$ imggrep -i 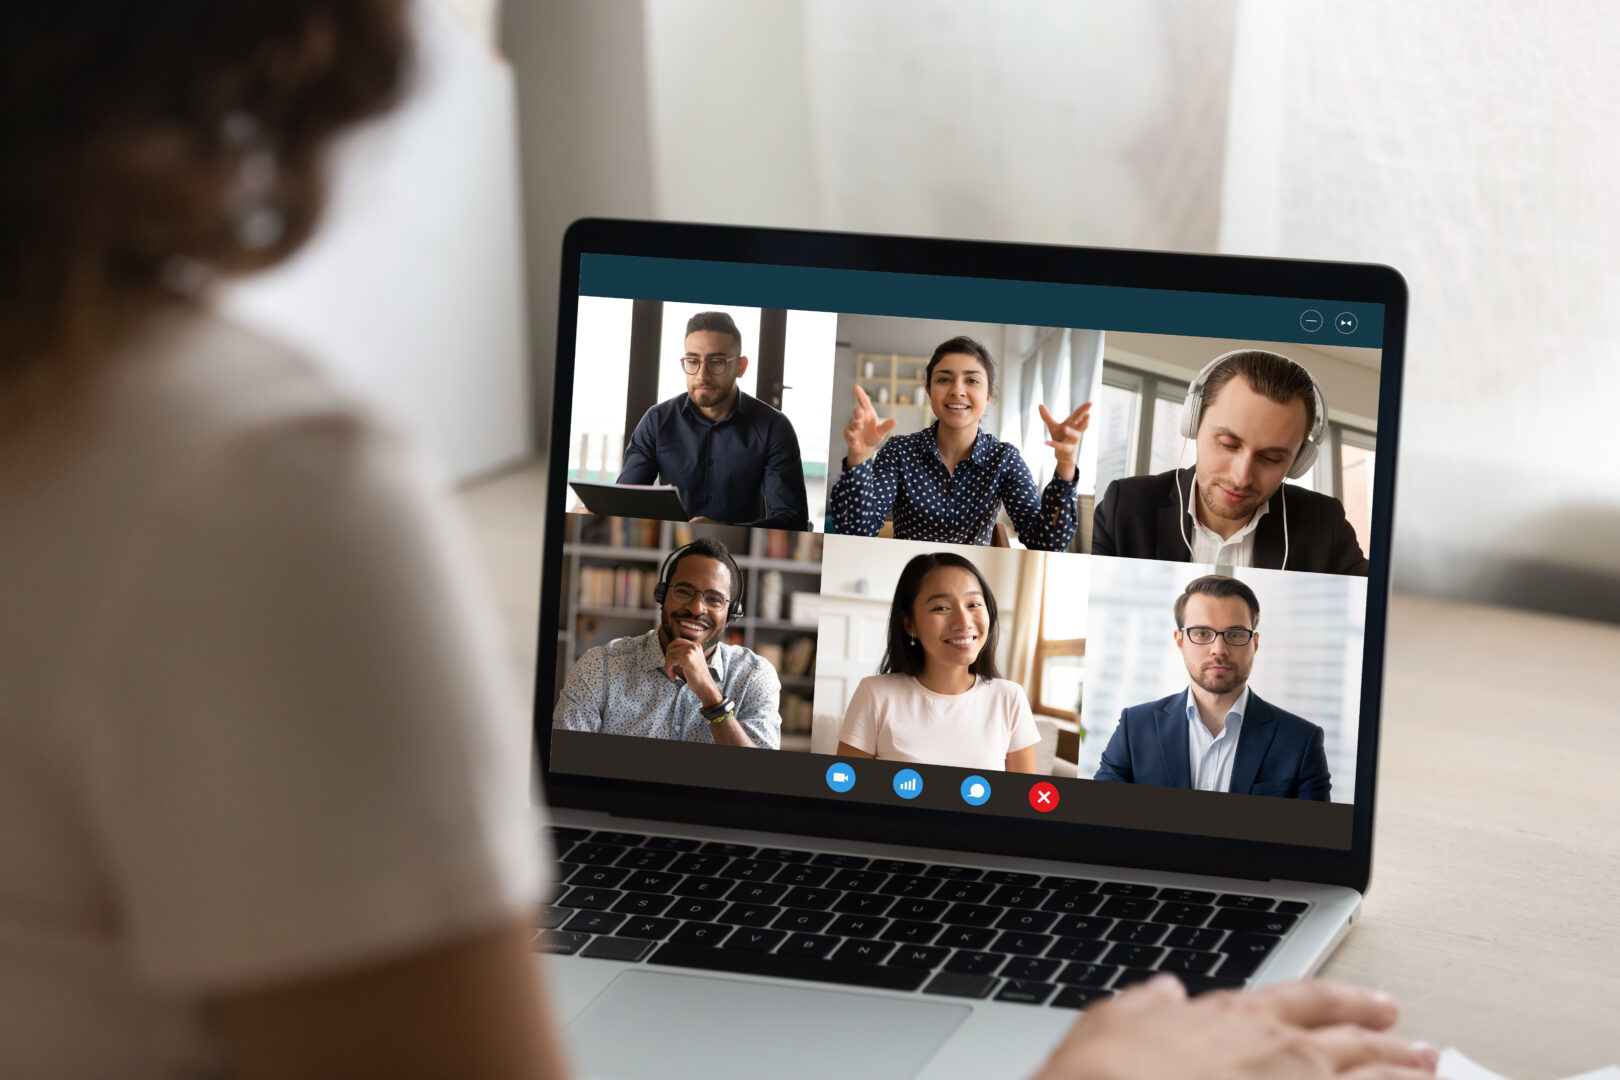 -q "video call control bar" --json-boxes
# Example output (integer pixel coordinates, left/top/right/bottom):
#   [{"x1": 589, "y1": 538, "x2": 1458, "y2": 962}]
[{"x1": 578, "y1": 254, "x2": 1386, "y2": 349}]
